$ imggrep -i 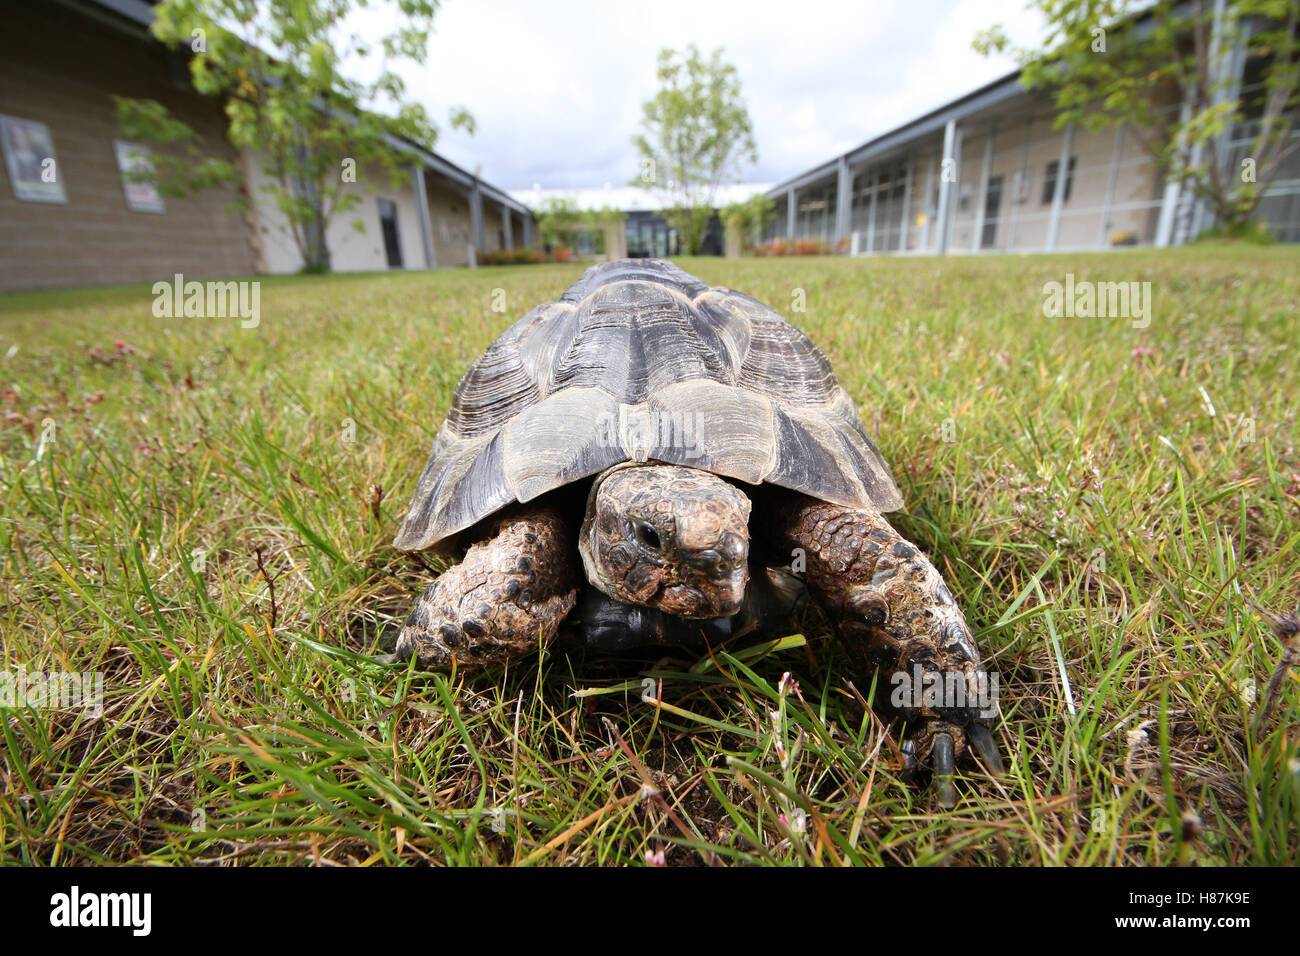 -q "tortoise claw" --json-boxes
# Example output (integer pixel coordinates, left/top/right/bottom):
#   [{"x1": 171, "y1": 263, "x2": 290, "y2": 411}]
[
  {"x1": 968, "y1": 721, "x2": 1004, "y2": 775},
  {"x1": 931, "y1": 731, "x2": 957, "y2": 809},
  {"x1": 901, "y1": 737, "x2": 918, "y2": 773},
  {"x1": 900, "y1": 717, "x2": 1002, "y2": 808}
]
